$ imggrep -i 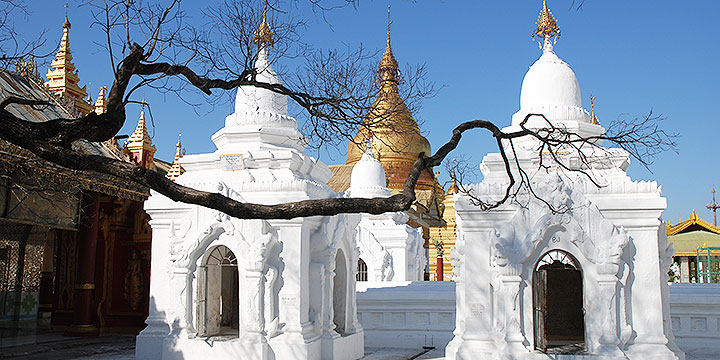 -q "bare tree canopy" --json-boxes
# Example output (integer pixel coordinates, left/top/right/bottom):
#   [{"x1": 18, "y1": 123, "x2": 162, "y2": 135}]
[{"x1": 0, "y1": 0, "x2": 676, "y2": 220}]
